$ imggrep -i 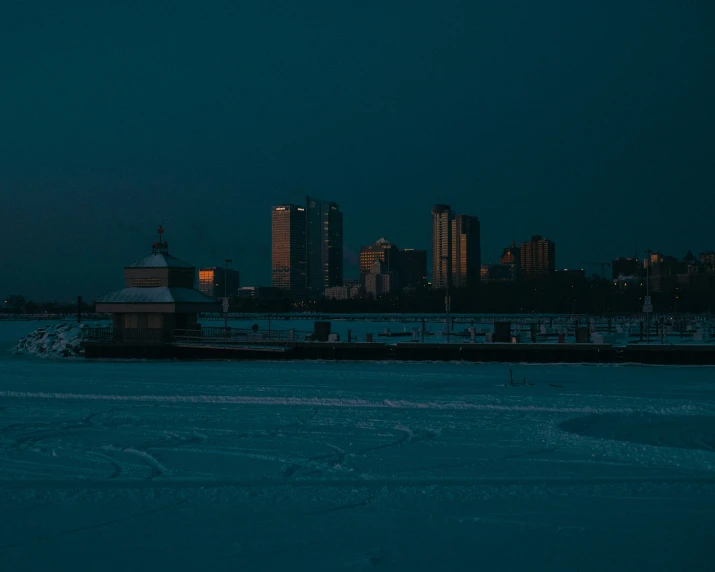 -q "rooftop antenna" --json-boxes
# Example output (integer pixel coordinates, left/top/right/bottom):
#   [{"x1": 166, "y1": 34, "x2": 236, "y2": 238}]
[{"x1": 153, "y1": 225, "x2": 168, "y2": 254}]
